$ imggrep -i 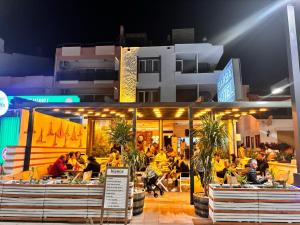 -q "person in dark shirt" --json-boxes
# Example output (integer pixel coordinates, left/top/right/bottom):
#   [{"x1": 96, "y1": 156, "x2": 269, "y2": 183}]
[
  {"x1": 83, "y1": 156, "x2": 101, "y2": 178},
  {"x1": 247, "y1": 159, "x2": 268, "y2": 184},
  {"x1": 256, "y1": 152, "x2": 269, "y2": 176}
]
